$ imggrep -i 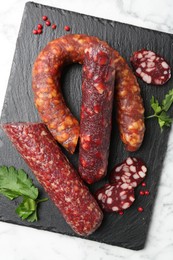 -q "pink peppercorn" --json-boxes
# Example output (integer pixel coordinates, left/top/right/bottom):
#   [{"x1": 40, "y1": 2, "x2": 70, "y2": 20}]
[
  {"x1": 37, "y1": 24, "x2": 43, "y2": 29},
  {"x1": 138, "y1": 207, "x2": 144, "y2": 212},
  {"x1": 33, "y1": 29, "x2": 38, "y2": 34},
  {"x1": 42, "y1": 16, "x2": 48, "y2": 21},
  {"x1": 52, "y1": 24, "x2": 57, "y2": 29},
  {"x1": 139, "y1": 190, "x2": 145, "y2": 196},
  {"x1": 45, "y1": 20, "x2": 51, "y2": 26},
  {"x1": 37, "y1": 29, "x2": 42, "y2": 34},
  {"x1": 64, "y1": 25, "x2": 70, "y2": 31}
]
